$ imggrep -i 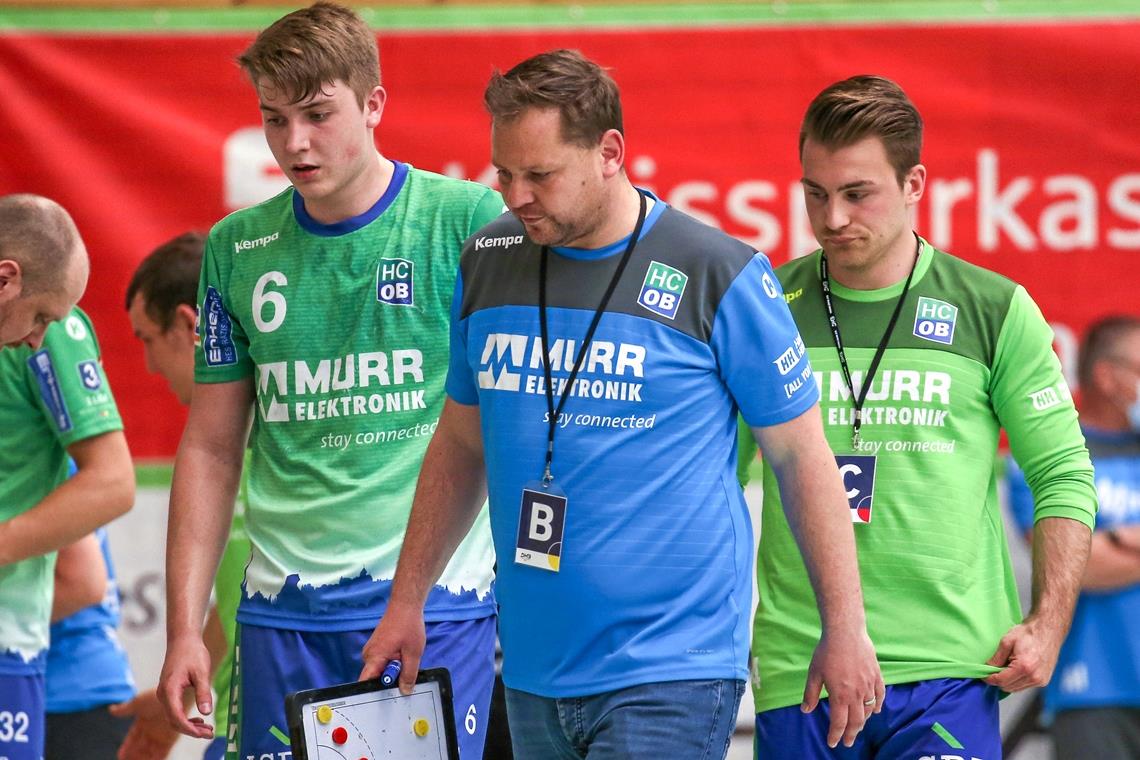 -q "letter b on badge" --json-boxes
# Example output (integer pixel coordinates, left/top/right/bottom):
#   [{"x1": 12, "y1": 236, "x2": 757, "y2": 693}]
[{"x1": 516, "y1": 487, "x2": 567, "y2": 572}]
